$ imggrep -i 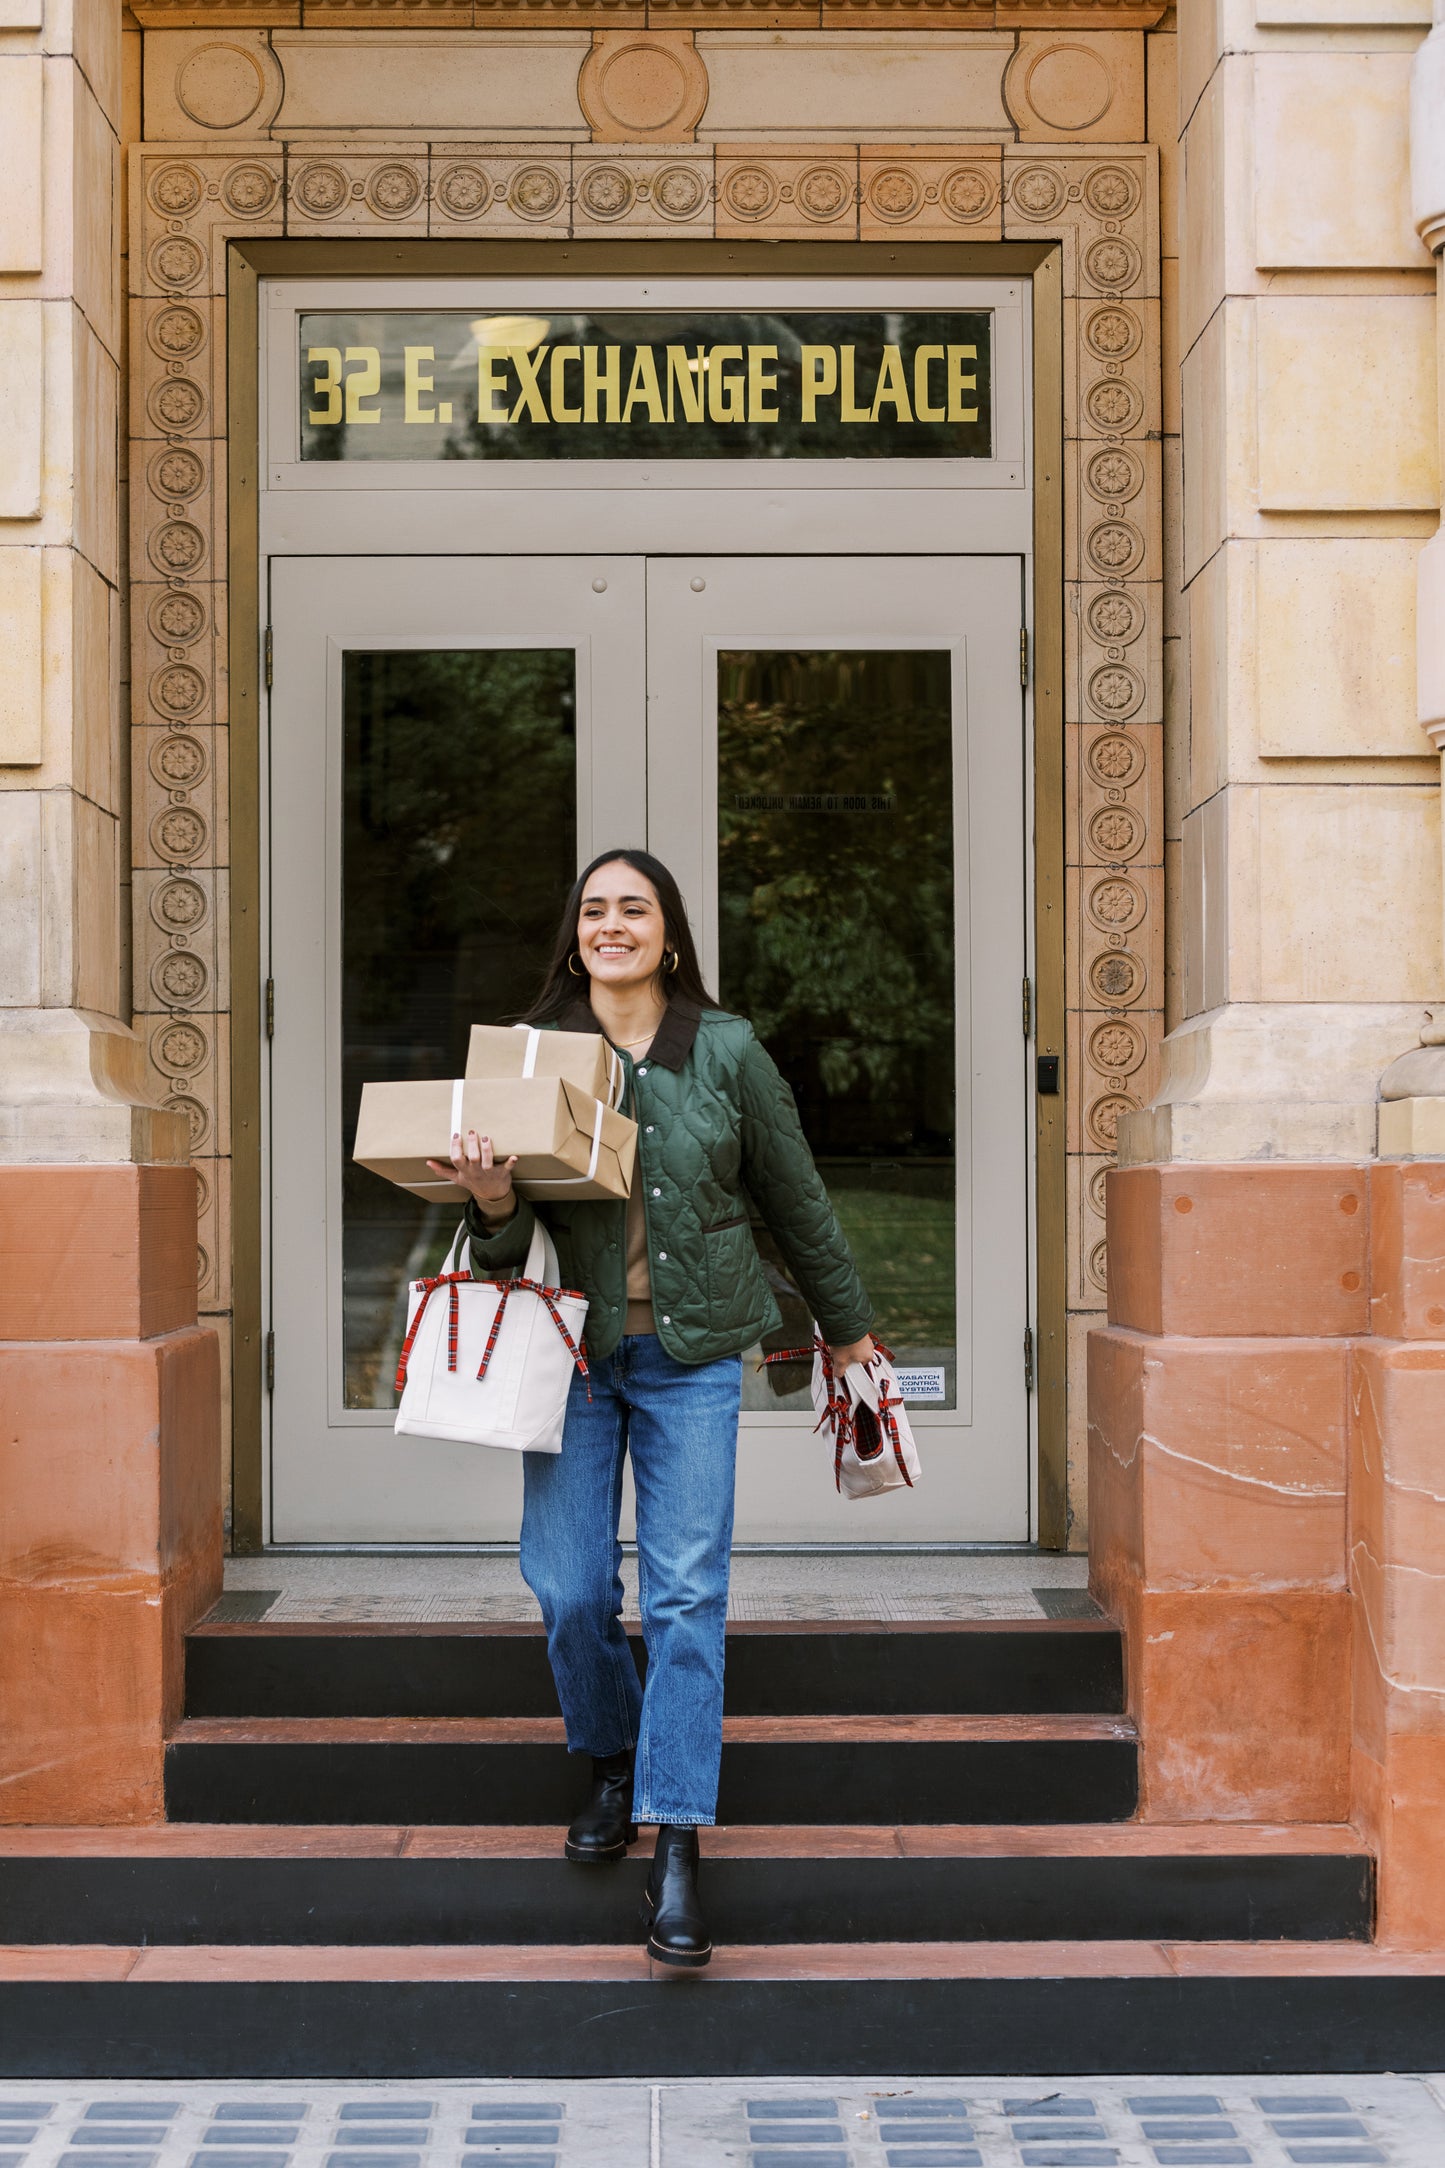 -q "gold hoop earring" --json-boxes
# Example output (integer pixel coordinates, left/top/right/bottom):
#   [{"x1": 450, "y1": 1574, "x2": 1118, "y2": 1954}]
[
  {"x1": 665, "y1": 950, "x2": 679, "y2": 975},
  {"x1": 567, "y1": 953, "x2": 586, "y2": 978}
]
